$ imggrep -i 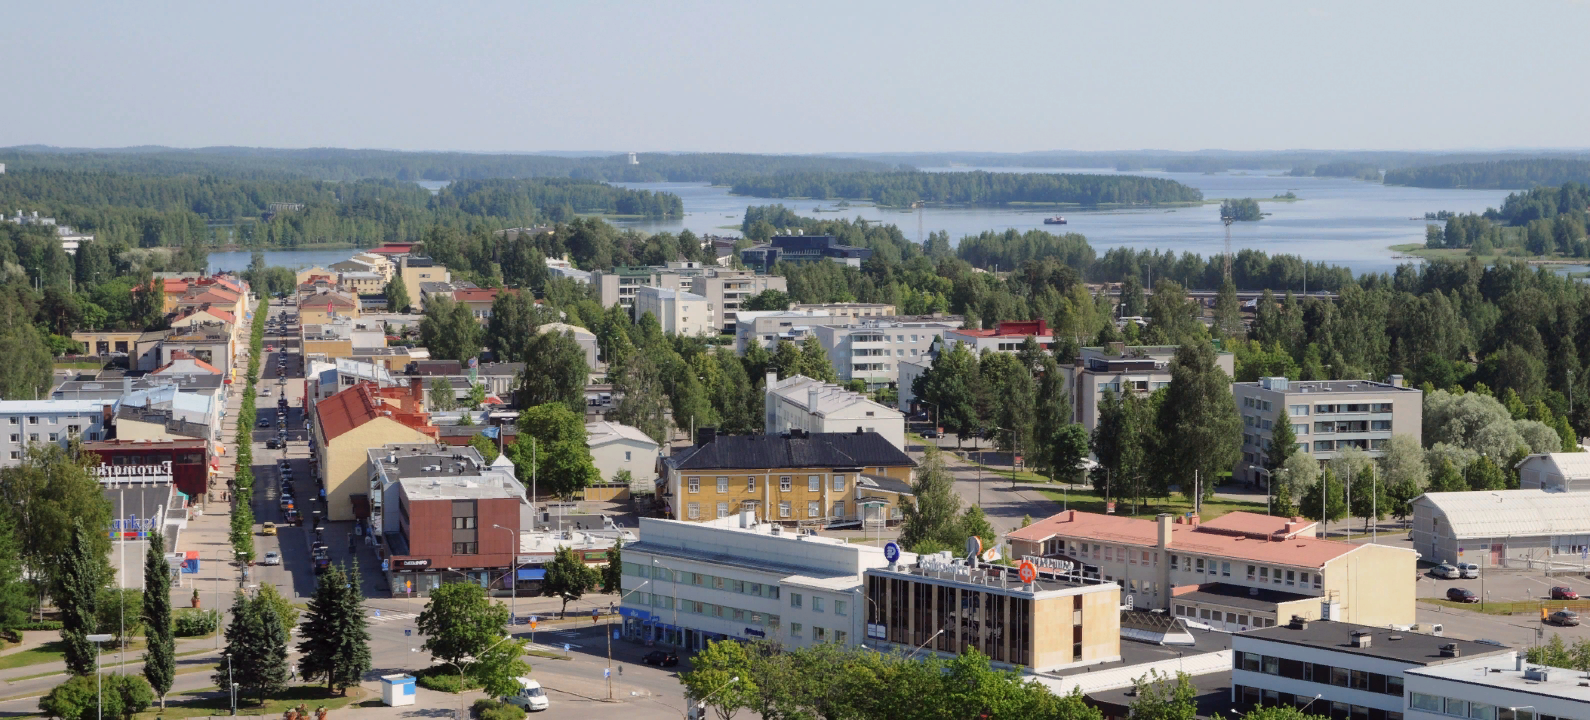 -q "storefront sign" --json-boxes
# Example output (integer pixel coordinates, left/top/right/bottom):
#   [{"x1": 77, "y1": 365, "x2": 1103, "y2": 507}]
[
  {"x1": 919, "y1": 557, "x2": 970, "y2": 576},
  {"x1": 867, "y1": 623, "x2": 886, "y2": 639},
  {"x1": 744, "y1": 627, "x2": 765, "y2": 638},
  {"x1": 95, "y1": 461, "x2": 173, "y2": 481},
  {"x1": 396, "y1": 558, "x2": 431, "y2": 569}
]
